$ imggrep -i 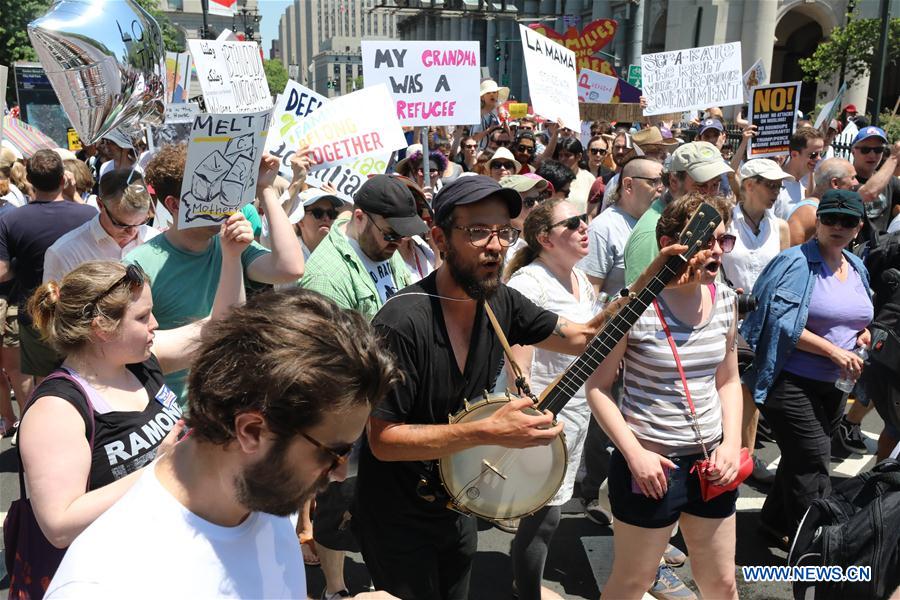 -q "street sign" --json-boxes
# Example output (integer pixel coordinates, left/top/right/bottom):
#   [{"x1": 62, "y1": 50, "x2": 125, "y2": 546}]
[{"x1": 627, "y1": 64, "x2": 642, "y2": 88}]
